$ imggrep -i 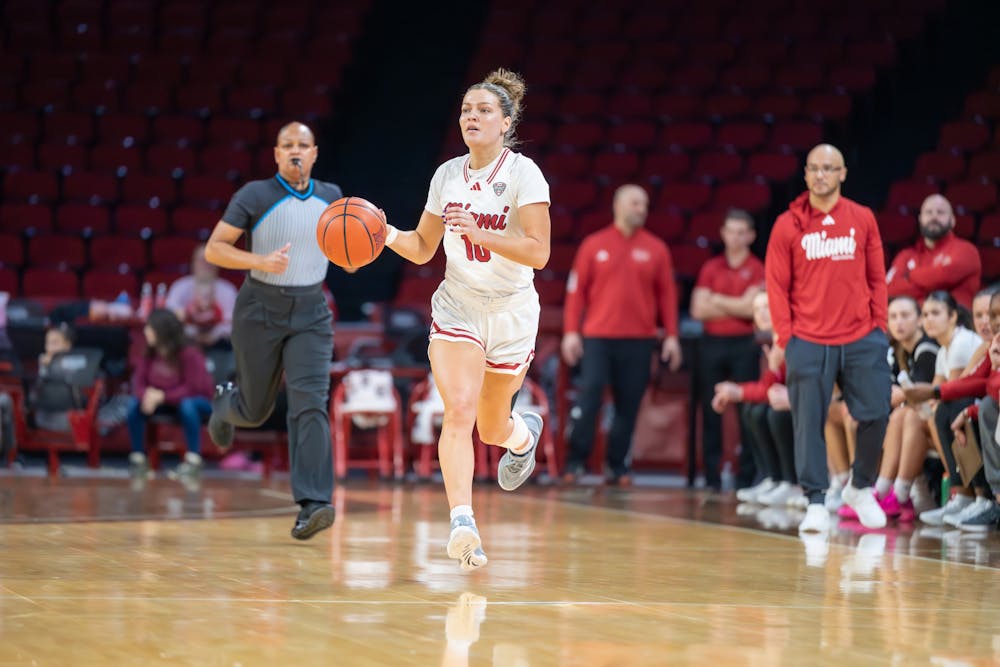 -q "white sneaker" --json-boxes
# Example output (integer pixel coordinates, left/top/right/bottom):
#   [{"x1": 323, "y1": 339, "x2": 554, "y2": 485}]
[
  {"x1": 758, "y1": 481, "x2": 802, "y2": 507},
  {"x1": 787, "y1": 494, "x2": 809, "y2": 510},
  {"x1": 824, "y1": 485, "x2": 844, "y2": 512},
  {"x1": 944, "y1": 496, "x2": 993, "y2": 528},
  {"x1": 799, "y1": 503, "x2": 831, "y2": 533},
  {"x1": 919, "y1": 494, "x2": 973, "y2": 526},
  {"x1": 842, "y1": 484, "x2": 887, "y2": 528},
  {"x1": 736, "y1": 477, "x2": 776, "y2": 503},
  {"x1": 447, "y1": 515, "x2": 488, "y2": 571}
]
